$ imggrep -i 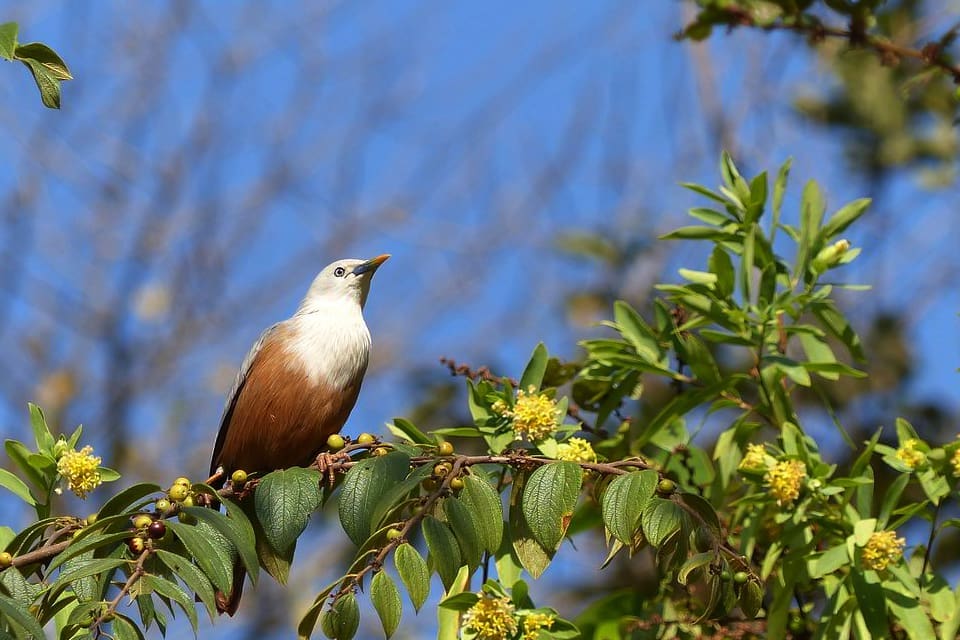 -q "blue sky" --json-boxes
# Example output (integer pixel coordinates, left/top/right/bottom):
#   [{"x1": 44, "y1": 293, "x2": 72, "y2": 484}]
[{"x1": 1, "y1": 1, "x2": 958, "y2": 638}]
